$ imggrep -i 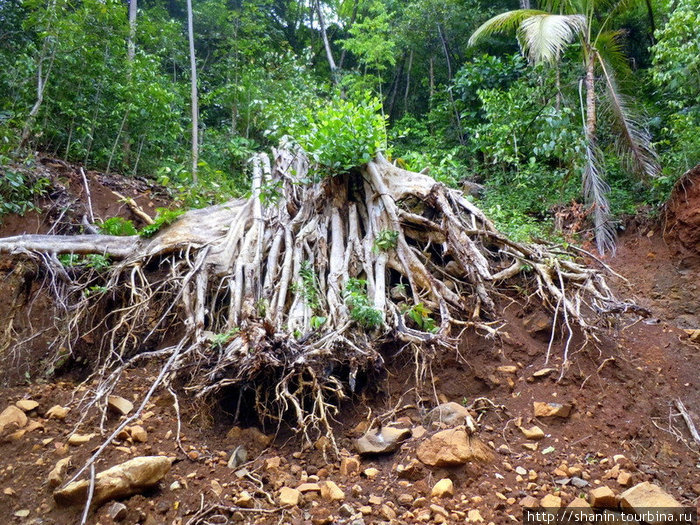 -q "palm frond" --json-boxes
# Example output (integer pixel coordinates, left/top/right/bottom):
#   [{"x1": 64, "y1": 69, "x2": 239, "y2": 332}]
[
  {"x1": 517, "y1": 14, "x2": 587, "y2": 63},
  {"x1": 594, "y1": 30, "x2": 630, "y2": 76},
  {"x1": 468, "y1": 10, "x2": 547, "y2": 47},
  {"x1": 582, "y1": 141, "x2": 616, "y2": 255},
  {"x1": 596, "y1": 53, "x2": 661, "y2": 179}
]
